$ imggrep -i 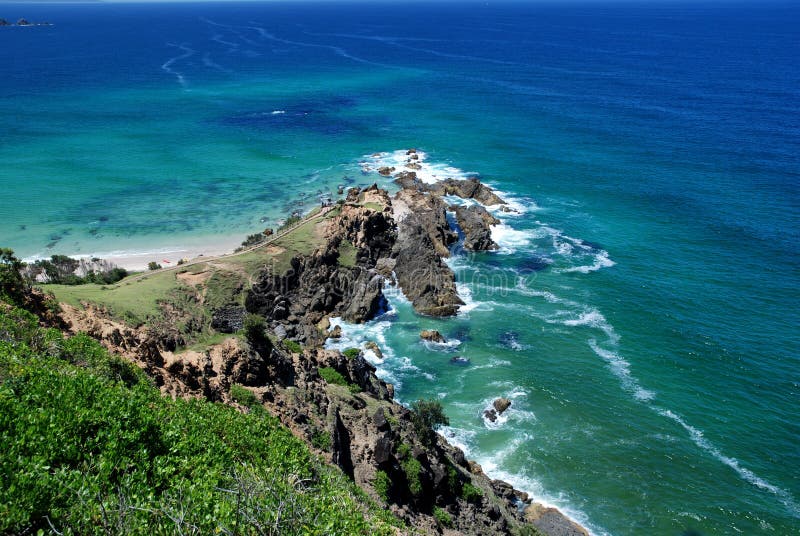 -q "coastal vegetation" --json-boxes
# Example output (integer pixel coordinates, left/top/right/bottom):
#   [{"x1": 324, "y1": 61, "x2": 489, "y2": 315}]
[{"x1": 0, "y1": 301, "x2": 398, "y2": 535}]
